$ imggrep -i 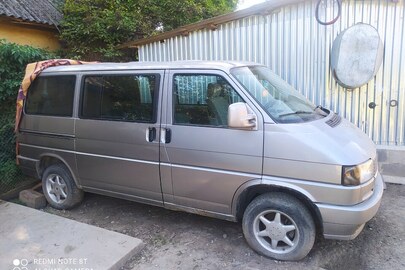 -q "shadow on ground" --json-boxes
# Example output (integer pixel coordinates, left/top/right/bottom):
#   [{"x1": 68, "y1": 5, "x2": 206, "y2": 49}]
[{"x1": 44, "y1": 183, "x2": 405, "y2": 270}]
